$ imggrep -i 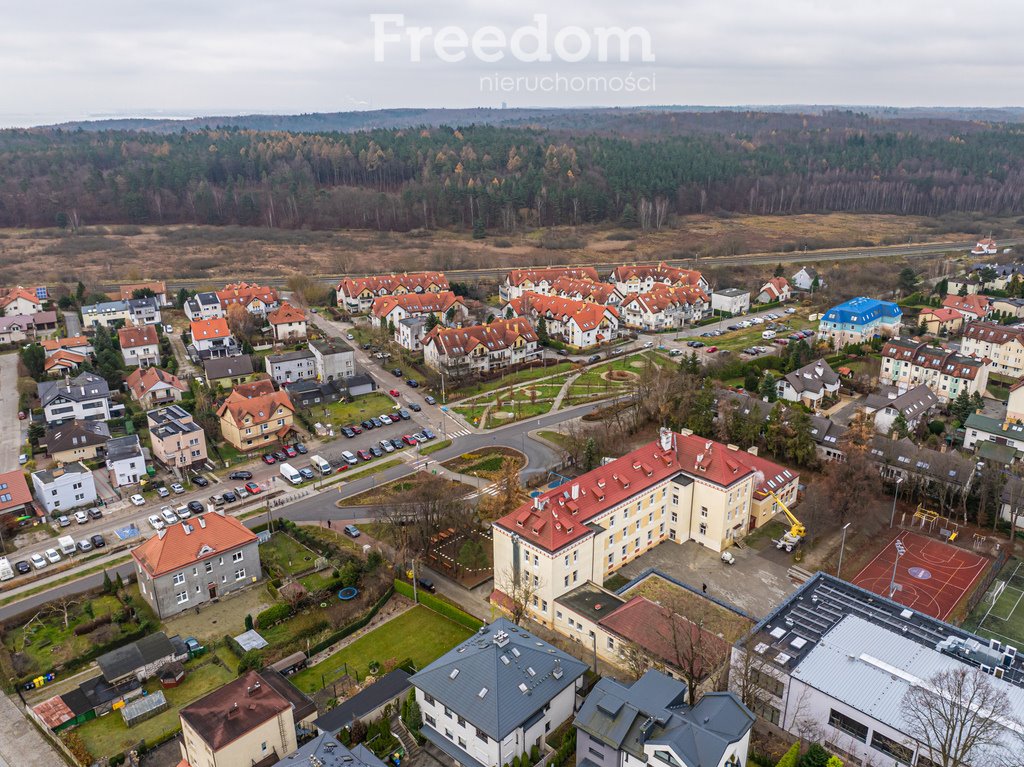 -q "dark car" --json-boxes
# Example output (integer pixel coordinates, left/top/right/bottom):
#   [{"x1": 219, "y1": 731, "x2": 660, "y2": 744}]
[
  {"x1": 192, "y1": 475, "x2": 210, "y2": 487},
  {"x1": 391, "y1": 438, "x2": 404, "y2": 450},
  {"x1": 15, "y1": 560, "x2": 30, "y2": 575},
  {"x1": 416, "y1": 577, "x2": 436, "y2": 593},
  {"x1": 187, "y1": 500, "x2": 204, "y2": 514},
  {"x1": 344, "y1": 524, "x2": 361, "y2": 538},
  {"x1": 273, "y1": 451, "x2": 287, "y2": 461},
  {"x1": 370, "y1": 417, "x2": 382, "y2": 428},
  {"x1": 341, "y1": 426, "x2": 355, "y2": 438},
  {"x1": 362, "y1": 343, "x2": 372, "y2": 350},
  {"x1": 727, "y1": 324, "x2": 741, "y2": 331},
  {"x1": 361, "y1": 419, "x2": 374, "y2": 430},
  {"x1": 424, "y1": 395, "x2": 437, "y2": 405},
  {"x1": 397, "y1": 408, "x2": 411, "y2": 420},
  {"x1": 262, "y1": 453, "x2": 277, "y2": 464},
  {"x1": 391, "y1": 368, "x2": 403, "y2": 377},
  {"x1": 228, "y1": 470, "x2": 253, "y2": 481},
  {"x1": 557, "y1": 348, "x2": 569, "y2": 356},
  {"x1": 422, "y1": 427, "x2": 437, "y2": 440},
  {"x1": 90, "y1": 534, "x2": 106, "y2": 549},
  {"x1": 686, "y1": 340, "x2": 699, "y2": 347},
  {"x1": 369, "y1": 445, "x2": 383, "y2": 457},
  {"x1": 222, "y1": 491, "x2": 238, "y2": 503},
  {"x1": 88, "y1": 507, "x2": 103, "y2": 520},
  {"x1": 409, "y1": 402, "x2": 422, "y2": 412},
  {"x1": 406, "y1": 379, "x2": 419, "y2": 388},
  {"x1": 357, "y1": 449, "x2": 372, "y2": 461},
  {"x1": 587, "y1": 354, "x2": 601, "y2": 363},
  {"x1": 295, "y1": 443, "x2": 308, "y2": 454}
]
